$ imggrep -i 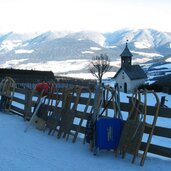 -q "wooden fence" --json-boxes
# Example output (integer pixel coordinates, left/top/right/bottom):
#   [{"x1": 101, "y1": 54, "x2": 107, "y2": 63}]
[{"x1": 10, "y1": 87, "x2": 171, "y2": 159}]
